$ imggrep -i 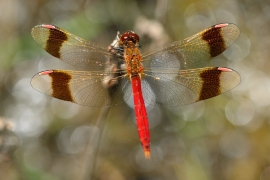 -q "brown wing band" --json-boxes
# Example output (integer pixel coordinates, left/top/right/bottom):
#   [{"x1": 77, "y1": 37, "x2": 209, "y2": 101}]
[
  {"x1": 197, "y1": 67, "x2": 221, "y2": 101},
  {"x1": 49, "y1": 71, "x2": 74, "y2": 102},
  {"x1": 202, "y1": 26, "x2": 226, "y2": 58},
  {"x1": 46, "y1": 28, "x2": 68, "y2": 58}
]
